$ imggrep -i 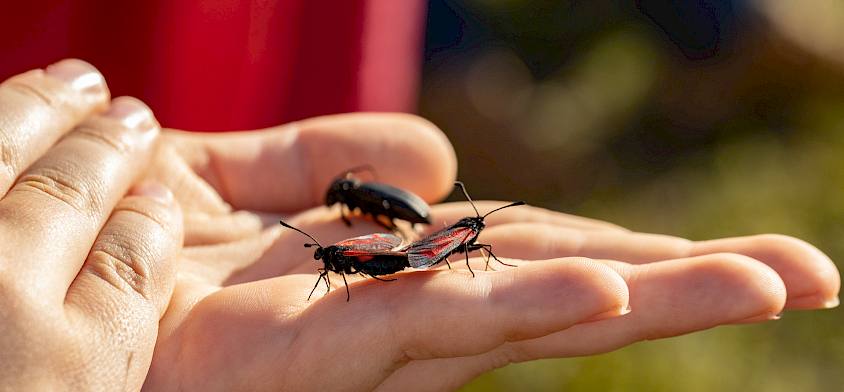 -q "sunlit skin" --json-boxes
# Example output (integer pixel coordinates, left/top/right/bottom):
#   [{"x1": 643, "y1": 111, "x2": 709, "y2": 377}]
[
  {"x1": 149, "y1": 114, "x2": 840, "y2": 390},
  {"x1": 0, "y1": 60, "x2": 838, "y2": 391},
  {"x1": 0, "y1": 61, "x2": 182, "y2": 391}
]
